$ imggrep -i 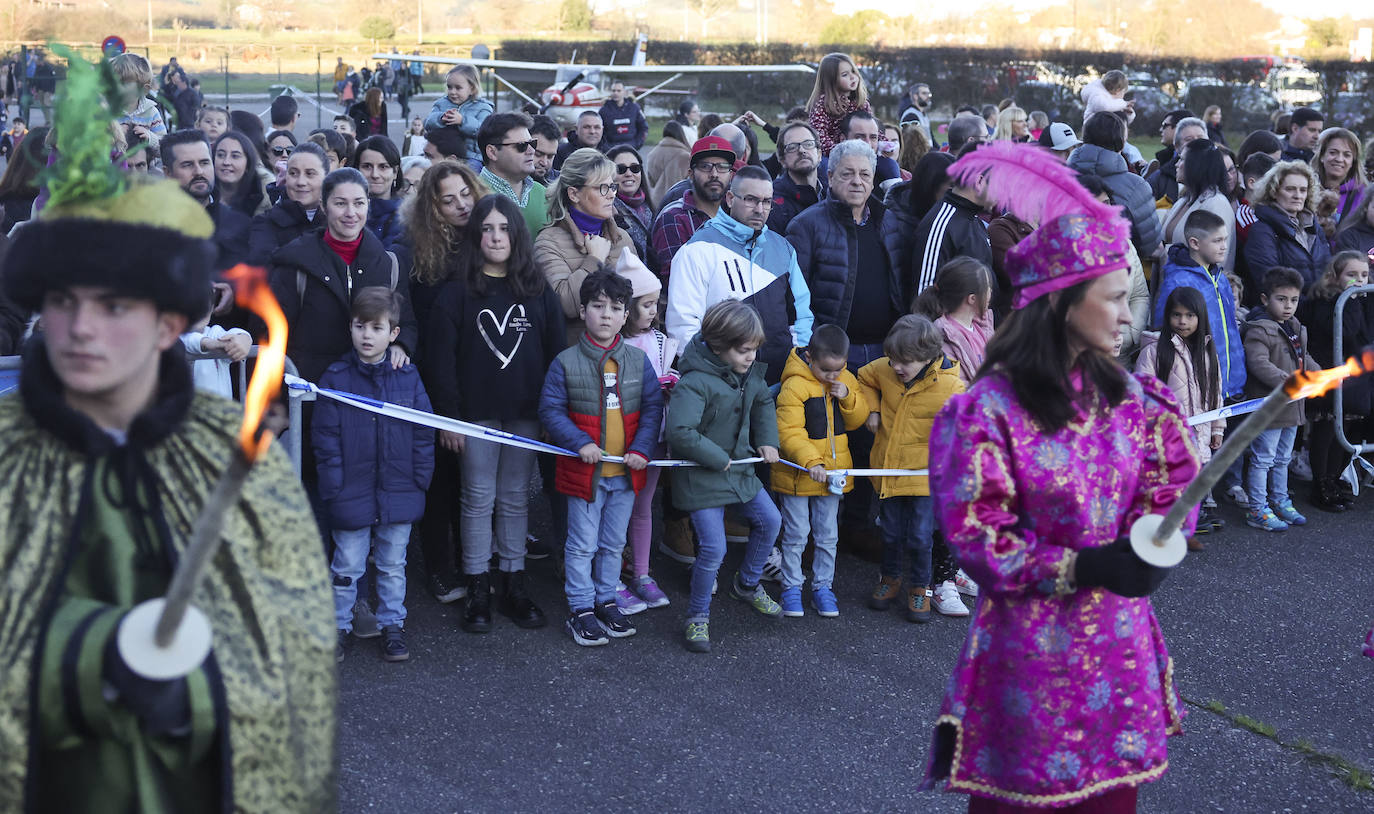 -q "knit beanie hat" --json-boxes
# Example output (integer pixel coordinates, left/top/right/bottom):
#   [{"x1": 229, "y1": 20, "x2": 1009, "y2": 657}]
[{"x1": 614, "y1": 247, "x2": 660, "y2": 299}]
